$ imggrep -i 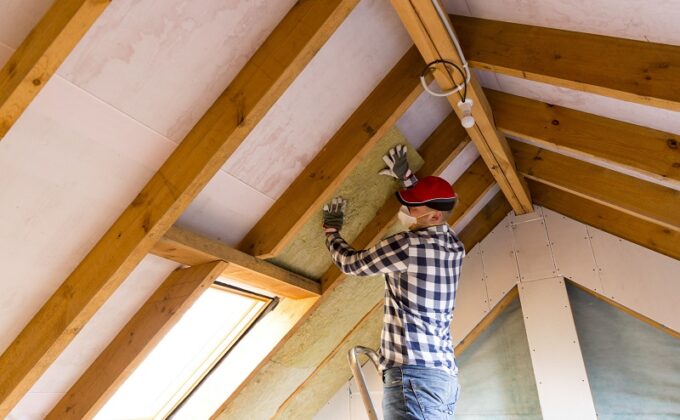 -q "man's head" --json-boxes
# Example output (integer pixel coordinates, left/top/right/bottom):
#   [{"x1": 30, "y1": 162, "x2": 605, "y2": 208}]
[{"x1": 396, "y1": 176, "x2": 457, "y2": 230}]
